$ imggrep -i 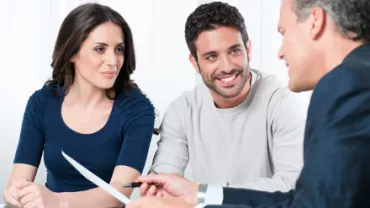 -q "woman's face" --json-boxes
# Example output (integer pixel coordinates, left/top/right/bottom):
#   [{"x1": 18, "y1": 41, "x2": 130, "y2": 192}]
[{"x1": 71, "y1": 22, "x2": 125, "y2": 89}]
